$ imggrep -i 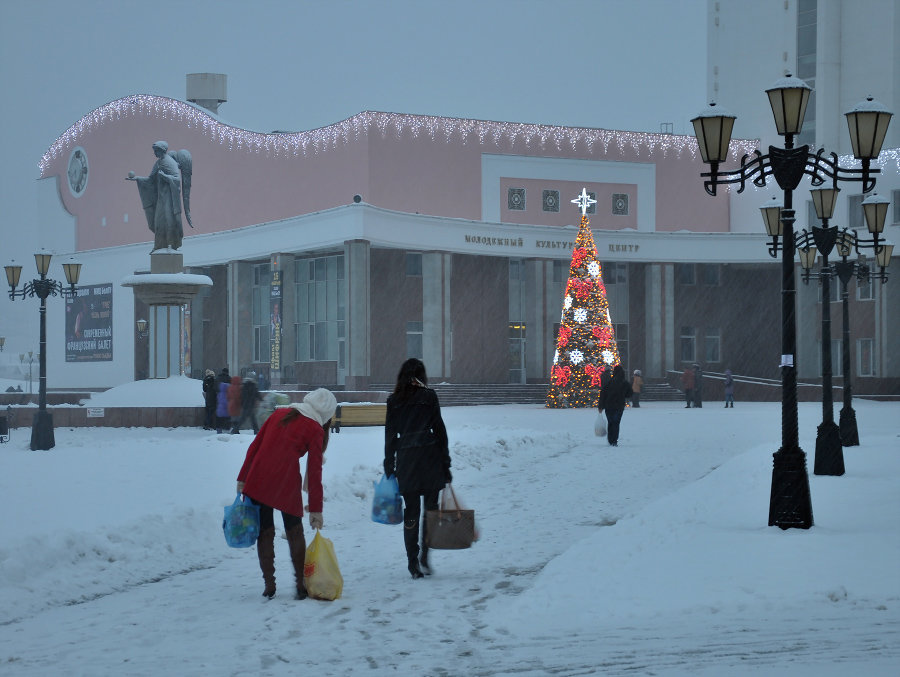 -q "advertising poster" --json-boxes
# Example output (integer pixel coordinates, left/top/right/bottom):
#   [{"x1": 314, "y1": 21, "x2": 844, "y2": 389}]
[
  {"x1": 269, "y1": 265, "x2": 282, "y2": 371},
  {"x1": 65, "y1": 283, "x2": 113, "y2": 362}
]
